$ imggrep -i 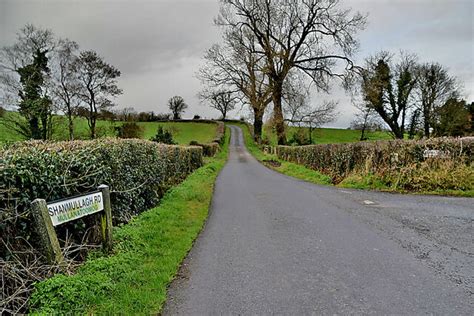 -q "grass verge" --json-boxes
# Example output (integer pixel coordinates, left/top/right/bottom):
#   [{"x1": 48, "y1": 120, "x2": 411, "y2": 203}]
[{"x1": 30, "y1": 128, "x2": 230, "y2": 315}]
